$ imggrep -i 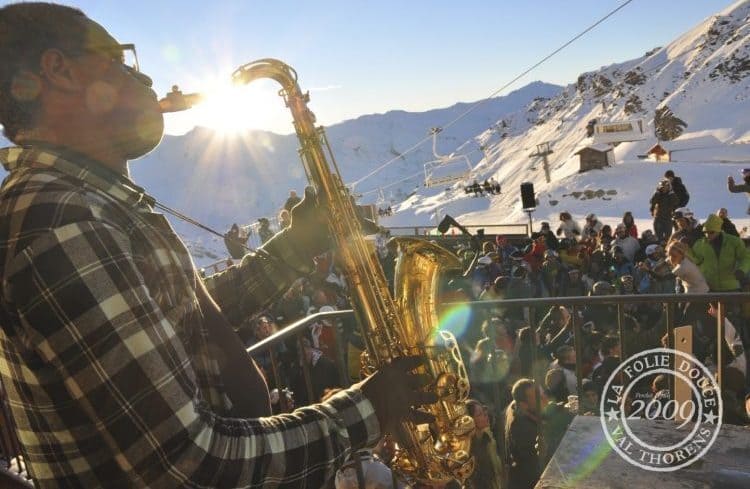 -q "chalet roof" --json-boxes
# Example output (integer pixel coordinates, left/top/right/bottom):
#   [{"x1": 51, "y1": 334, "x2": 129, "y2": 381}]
[
  {"x1": 574, "y1": 144, "x2": 613, "y2": 155},
  {"x1": 647, "y1": 135, "x2": 724, "y2": 154},
  {"x1": 647, "y1": 143, "x2": 668, "y2": 155}
]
